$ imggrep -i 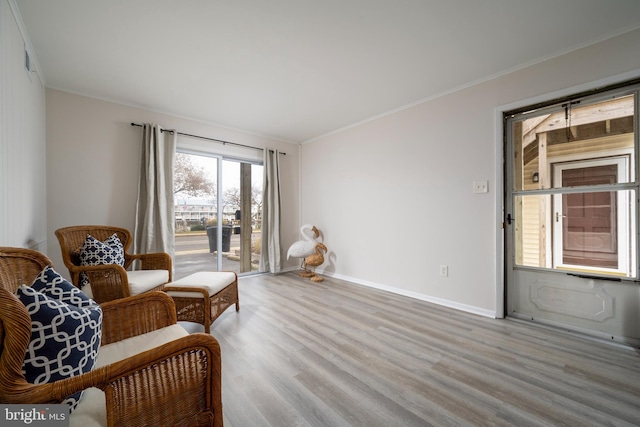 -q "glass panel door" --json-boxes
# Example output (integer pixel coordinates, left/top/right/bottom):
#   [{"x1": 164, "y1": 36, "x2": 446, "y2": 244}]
[
  {"x1": 505, "y1": 86, "x2": 640, "y2": 345},
  {"x1": 173, "y1": 152, "x2": 263, "y2": 279}
]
